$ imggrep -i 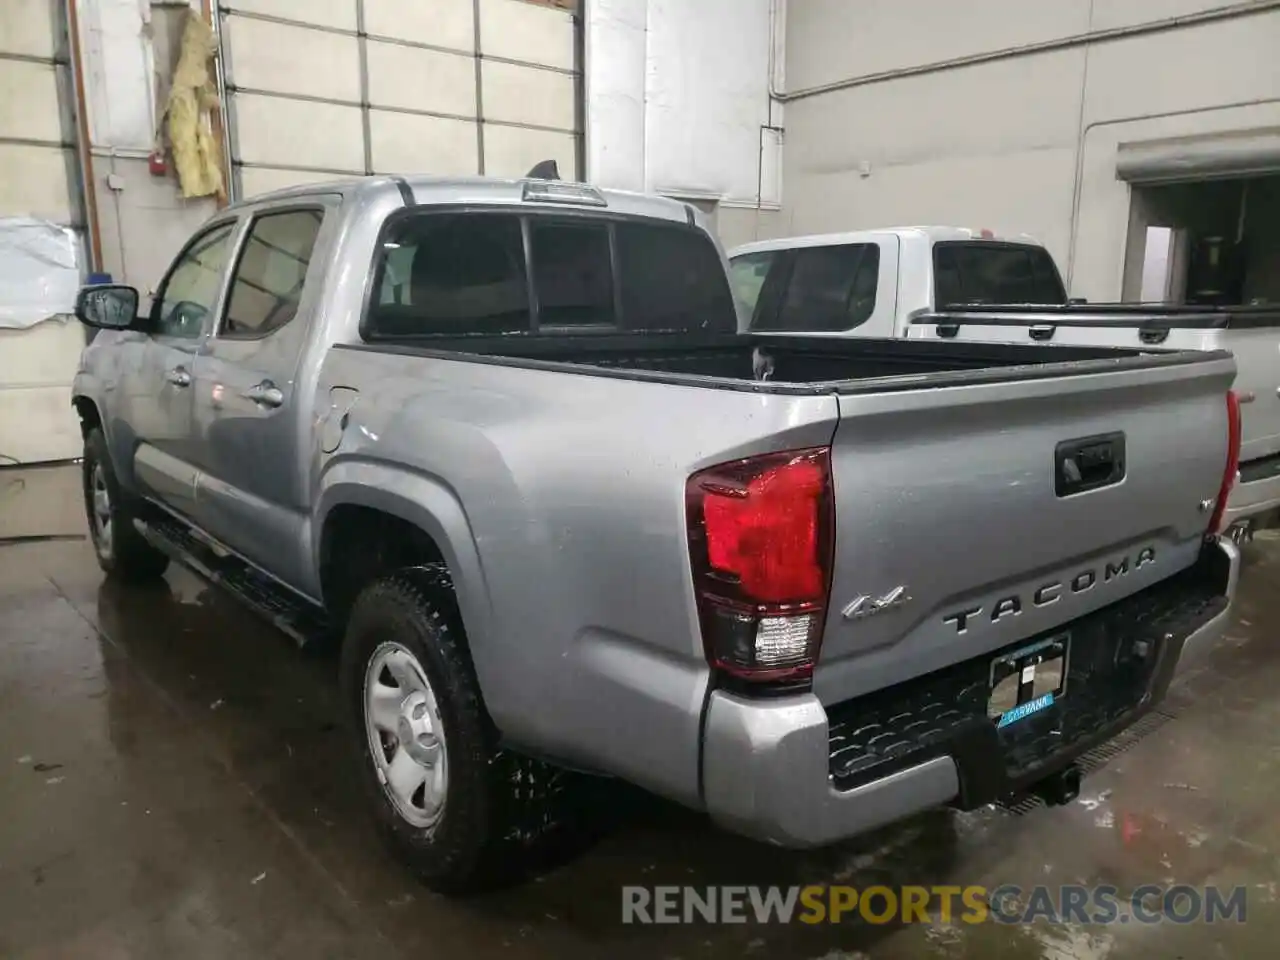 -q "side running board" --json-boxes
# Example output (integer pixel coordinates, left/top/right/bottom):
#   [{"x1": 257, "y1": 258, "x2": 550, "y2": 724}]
[{"x1": 134, "y1": 513, "x2": 330, "y2": 647}]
